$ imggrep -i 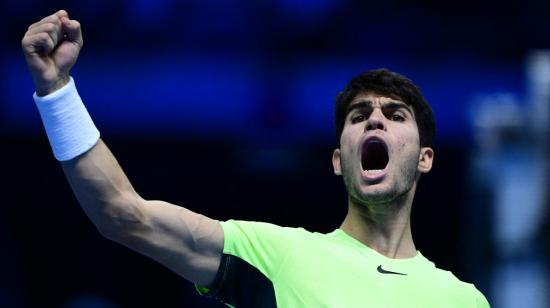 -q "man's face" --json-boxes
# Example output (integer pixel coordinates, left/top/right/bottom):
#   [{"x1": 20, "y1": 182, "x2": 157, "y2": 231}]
[{"x1": 332, "y1": 92, "x2": 434, "y2": 206}]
